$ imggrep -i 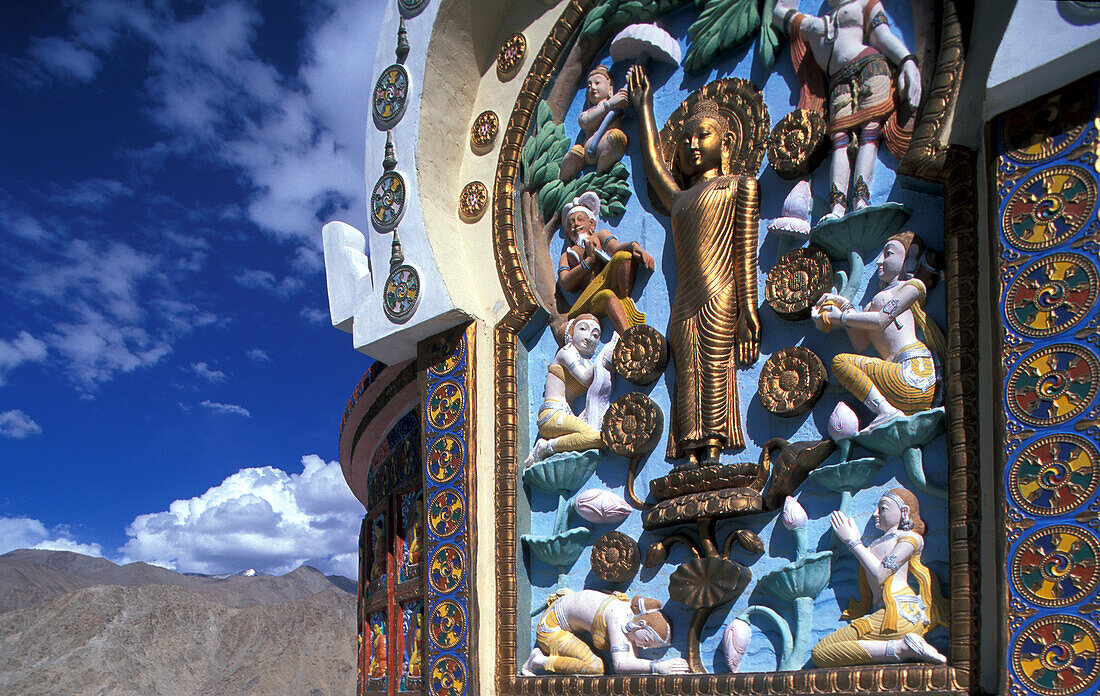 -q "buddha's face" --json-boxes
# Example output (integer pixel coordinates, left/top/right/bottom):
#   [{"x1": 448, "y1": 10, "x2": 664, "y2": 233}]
[
  {"x1": 874, "y1": 240, "x2": 907, "y2": 282},
  {"x1": 586, "y1": 70, "x2": 614, "y2": 105},
  {"x1": 676, "y1": 117, "x2": 729, "y2": 179}
]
